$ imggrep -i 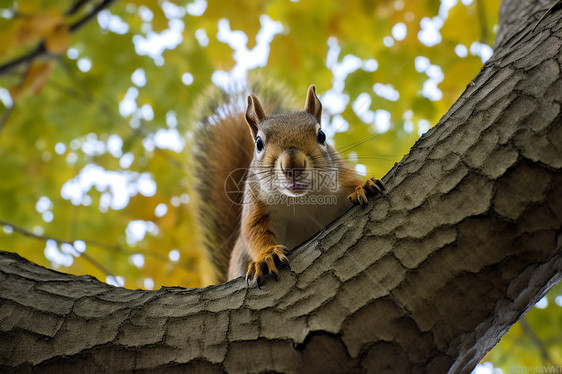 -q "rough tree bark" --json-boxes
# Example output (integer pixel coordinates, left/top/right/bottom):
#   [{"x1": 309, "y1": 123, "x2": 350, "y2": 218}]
[{"x1": 1, "y1": 0, "x2": 561, "y2": 372}]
